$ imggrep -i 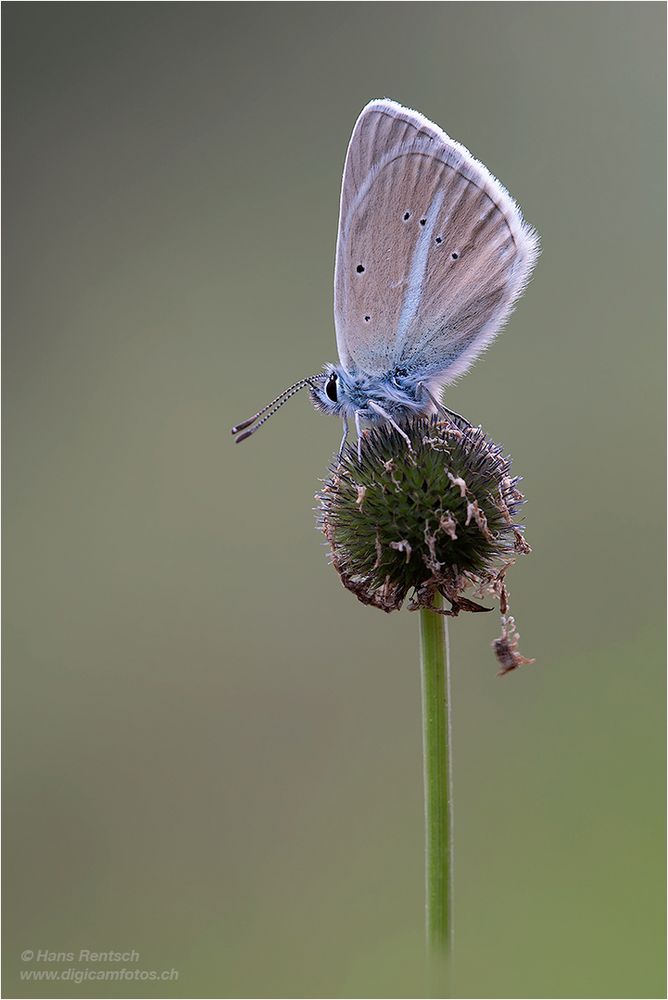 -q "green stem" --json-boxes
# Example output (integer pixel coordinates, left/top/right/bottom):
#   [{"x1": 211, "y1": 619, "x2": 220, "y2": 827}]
[{"x1": 419, "y1": 594, "x2": 453, "y2": 969}]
